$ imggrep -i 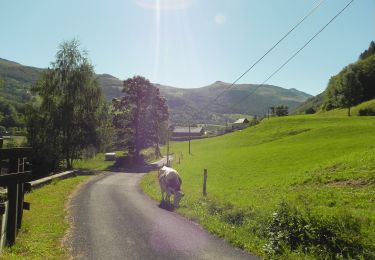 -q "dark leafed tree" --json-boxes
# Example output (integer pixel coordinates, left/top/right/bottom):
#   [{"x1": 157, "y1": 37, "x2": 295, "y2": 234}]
[
  {"x1": 112, "y1": 76, "x2": 169, "y2": 160},
  {"x1": 27, "y1": 39, "x2": 105, "y2": 172},
  {"x1": 338, "y1": 66, "x2": 363, "y2": 116},
  {"x1": 275, "y1": 105, "x2": 289, "y2": 116},
  {"x1": 359, "y1": 41, "x2": 375, "y2": 60}
]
